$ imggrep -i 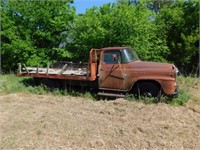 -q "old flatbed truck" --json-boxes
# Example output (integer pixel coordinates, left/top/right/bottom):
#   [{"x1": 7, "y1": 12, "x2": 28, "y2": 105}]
[{"x1": 18, "y1": 47, "x2": 178, "y2": 99}]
